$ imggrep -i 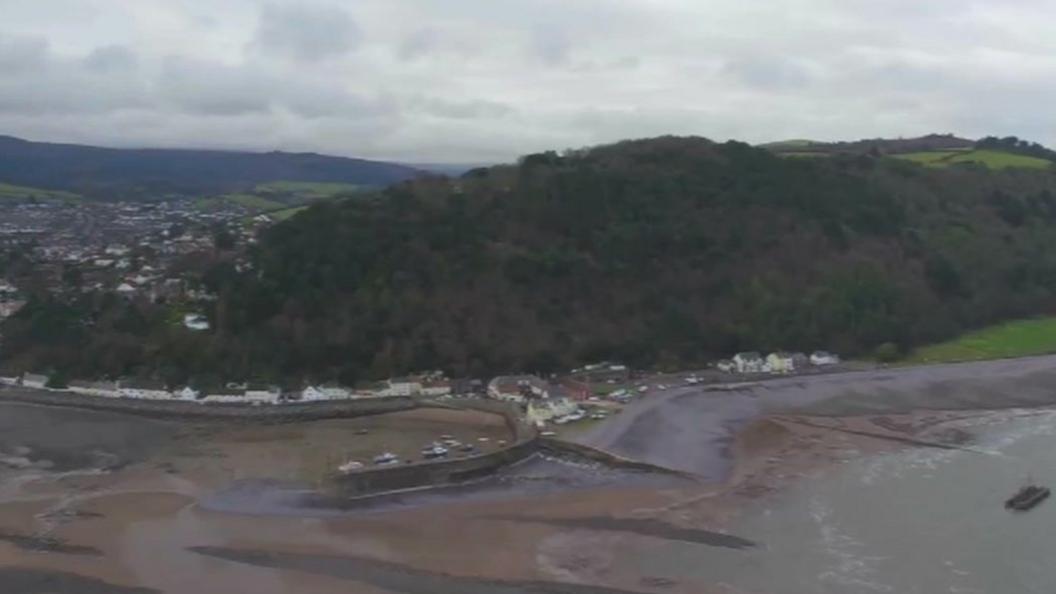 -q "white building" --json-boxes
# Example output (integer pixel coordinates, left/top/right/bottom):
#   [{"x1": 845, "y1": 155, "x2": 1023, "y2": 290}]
[
  {"x1": 420, "y1": 380, "x2": 452, "y2": 397},
  {"x1": 766, "y1": 352, "x2": 796, "y2": 374},
  {"x1": 526, "y1": 398, "x2": 579, "y2": 427},
  {"x1": 22, "y1": 373, "x2": 49, "y2": 389},
  {"x1": 68, "y1": 380, "x2": 120, "y2": 398},
  {"x1": 202, "y1": 389, "x2": 246, "y2": 404},
  {"x1": 118, "y1": 380, "x2": 171, "y2": 400},
  {"x1": 733, "y1": 352, "x2": 766, "y2": 374},
  {"x1": 183, "y1": 314, "x2": 210, "y2": 331},
  {"x1": 245, "y1": 385, "x2": 280, "y2": 403},
  {"x1": 383, "y1": 378, "x2": 423, "y2": 397},
  {"x1": 488, "y1": 375, "x2": 551, "y2": 403},
  {"x1": 301, "y1": 385, "x2": 328, "y2": 402},
  {"x1": 811, "y1": 351, "x2": 841, "y2": 366},
  {"x1": 0, "y1": 374, "x2": 21, "y2": 386},
  {"x1": 321, "y1": 385, "x2": 352, "y2": 400}
]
